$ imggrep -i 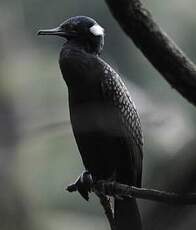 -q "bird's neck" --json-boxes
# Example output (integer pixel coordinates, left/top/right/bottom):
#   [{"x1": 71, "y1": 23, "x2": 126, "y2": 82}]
[
  {"x1": 59, "y1": 43, "x2": 101, "y2": 91},
  {"x1": 66, "y1": 39, "x2": 100, "y2": 55}
]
